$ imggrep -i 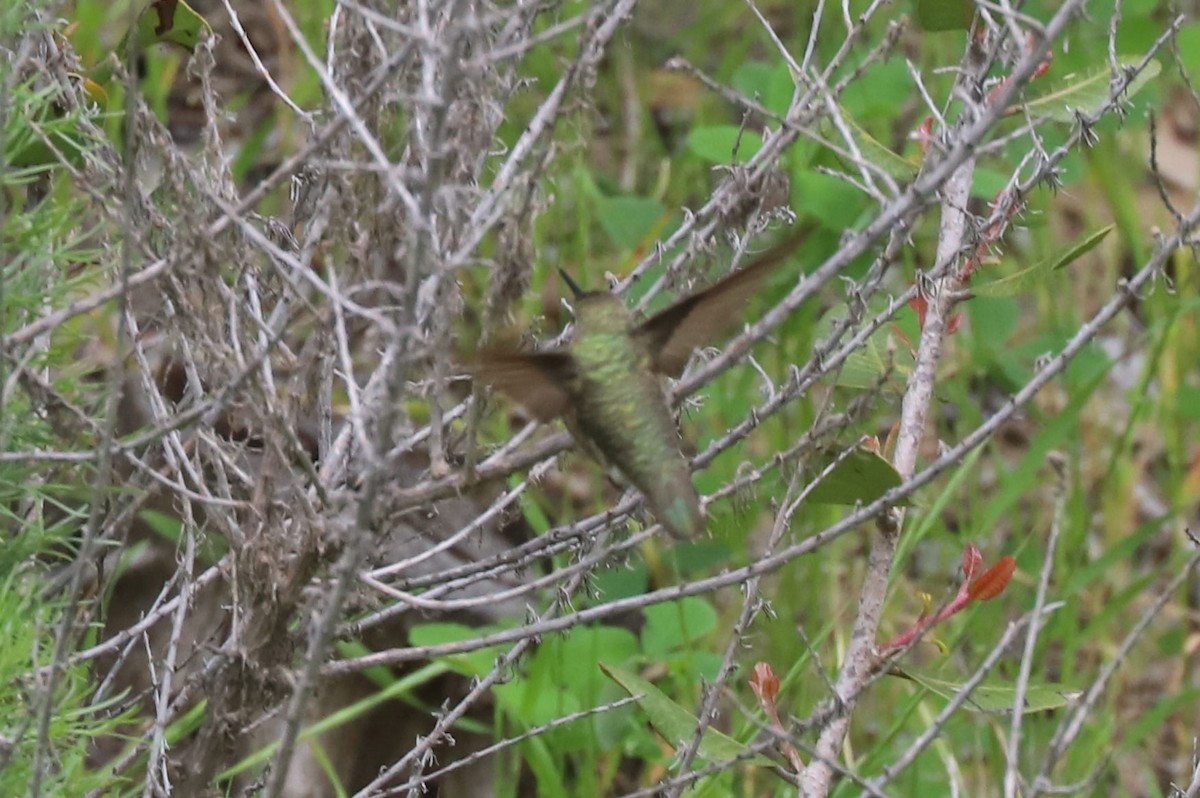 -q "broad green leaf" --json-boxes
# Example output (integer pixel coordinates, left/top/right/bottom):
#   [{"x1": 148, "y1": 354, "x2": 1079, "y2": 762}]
[
  {"x1": 1020, "y1": 58, "x2": 1161, "y2": 123},
  {"x1": 686, "y1": 125, "x2": 763, "y2": 164},
  {"x1": 600, "y1": 664, "x2": 776, "y2": 766},
  {"x1": 835, "y1": 325, "x2": 915, "y2": 392},
  {"x1": 731, "y1": 62, "x2": 775, "y2": 104},
  {"x1": 766, "y1": 62, "x2": 797, "y2": 117},
  {"x1": 86, "y1": 1, "x2": 213, "y2": 87},
  {"x1": 592, "y1": 563, "x2": 648, "y2": 601},
  {"x1": 1177, "y1": 25, "x2": 1200, "y2": 76},
  {"x1": 553, "y1": 626, "x2": 640, "y2": 692},
  {"x1": 806, "y1": 447, "x2": 906, "y2": 506},
  {"x1": 494, "y1": 677, "x2": 584, "y2": 734},
  {"x1": 596, "y1": 195, "x2": 667, "y2": 250},
  {"x1": 969, "y1": 295, "x2": 1020, "y2": 347},
  {"x1": 135, "y1": 0, "x2": 212, "y2": 51},
  {"x1": 792, "y1": 170, "x2": 866, "y2": 230},
  {"x1": 408, "y1": 622, "x2": 508, "y2": 677},
  {"x1": 974, "y1": 224, "x2": 1113, "y2": 298},
  {"x1": 663, "y1": 541, "x2": 732, "y2": 575},
  {"x1": 893, "y1": 668, "x2": 1080, "y2": 714},
  {"x1": 642, "y1": 598, "x2": 718, "y2": 657},
  {"x1": 915, "y1": 0, "x2": 974, "y2": 31}
]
